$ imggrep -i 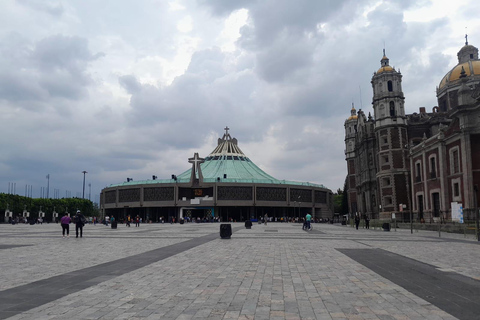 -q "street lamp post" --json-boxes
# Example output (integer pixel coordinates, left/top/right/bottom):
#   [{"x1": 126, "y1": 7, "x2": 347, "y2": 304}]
[
  {"x1": 82, "y1": 171, "x2": 87, "y2": 199},
  {"x1": 46, "y1": 174, "x2": 50, "y2": 198},
  {"x1": 294, "y1": 201, "x2": 297, "y2": 221},
  {"x1": 474, "y1": 184, "x2": 479, "y2": 242}
]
